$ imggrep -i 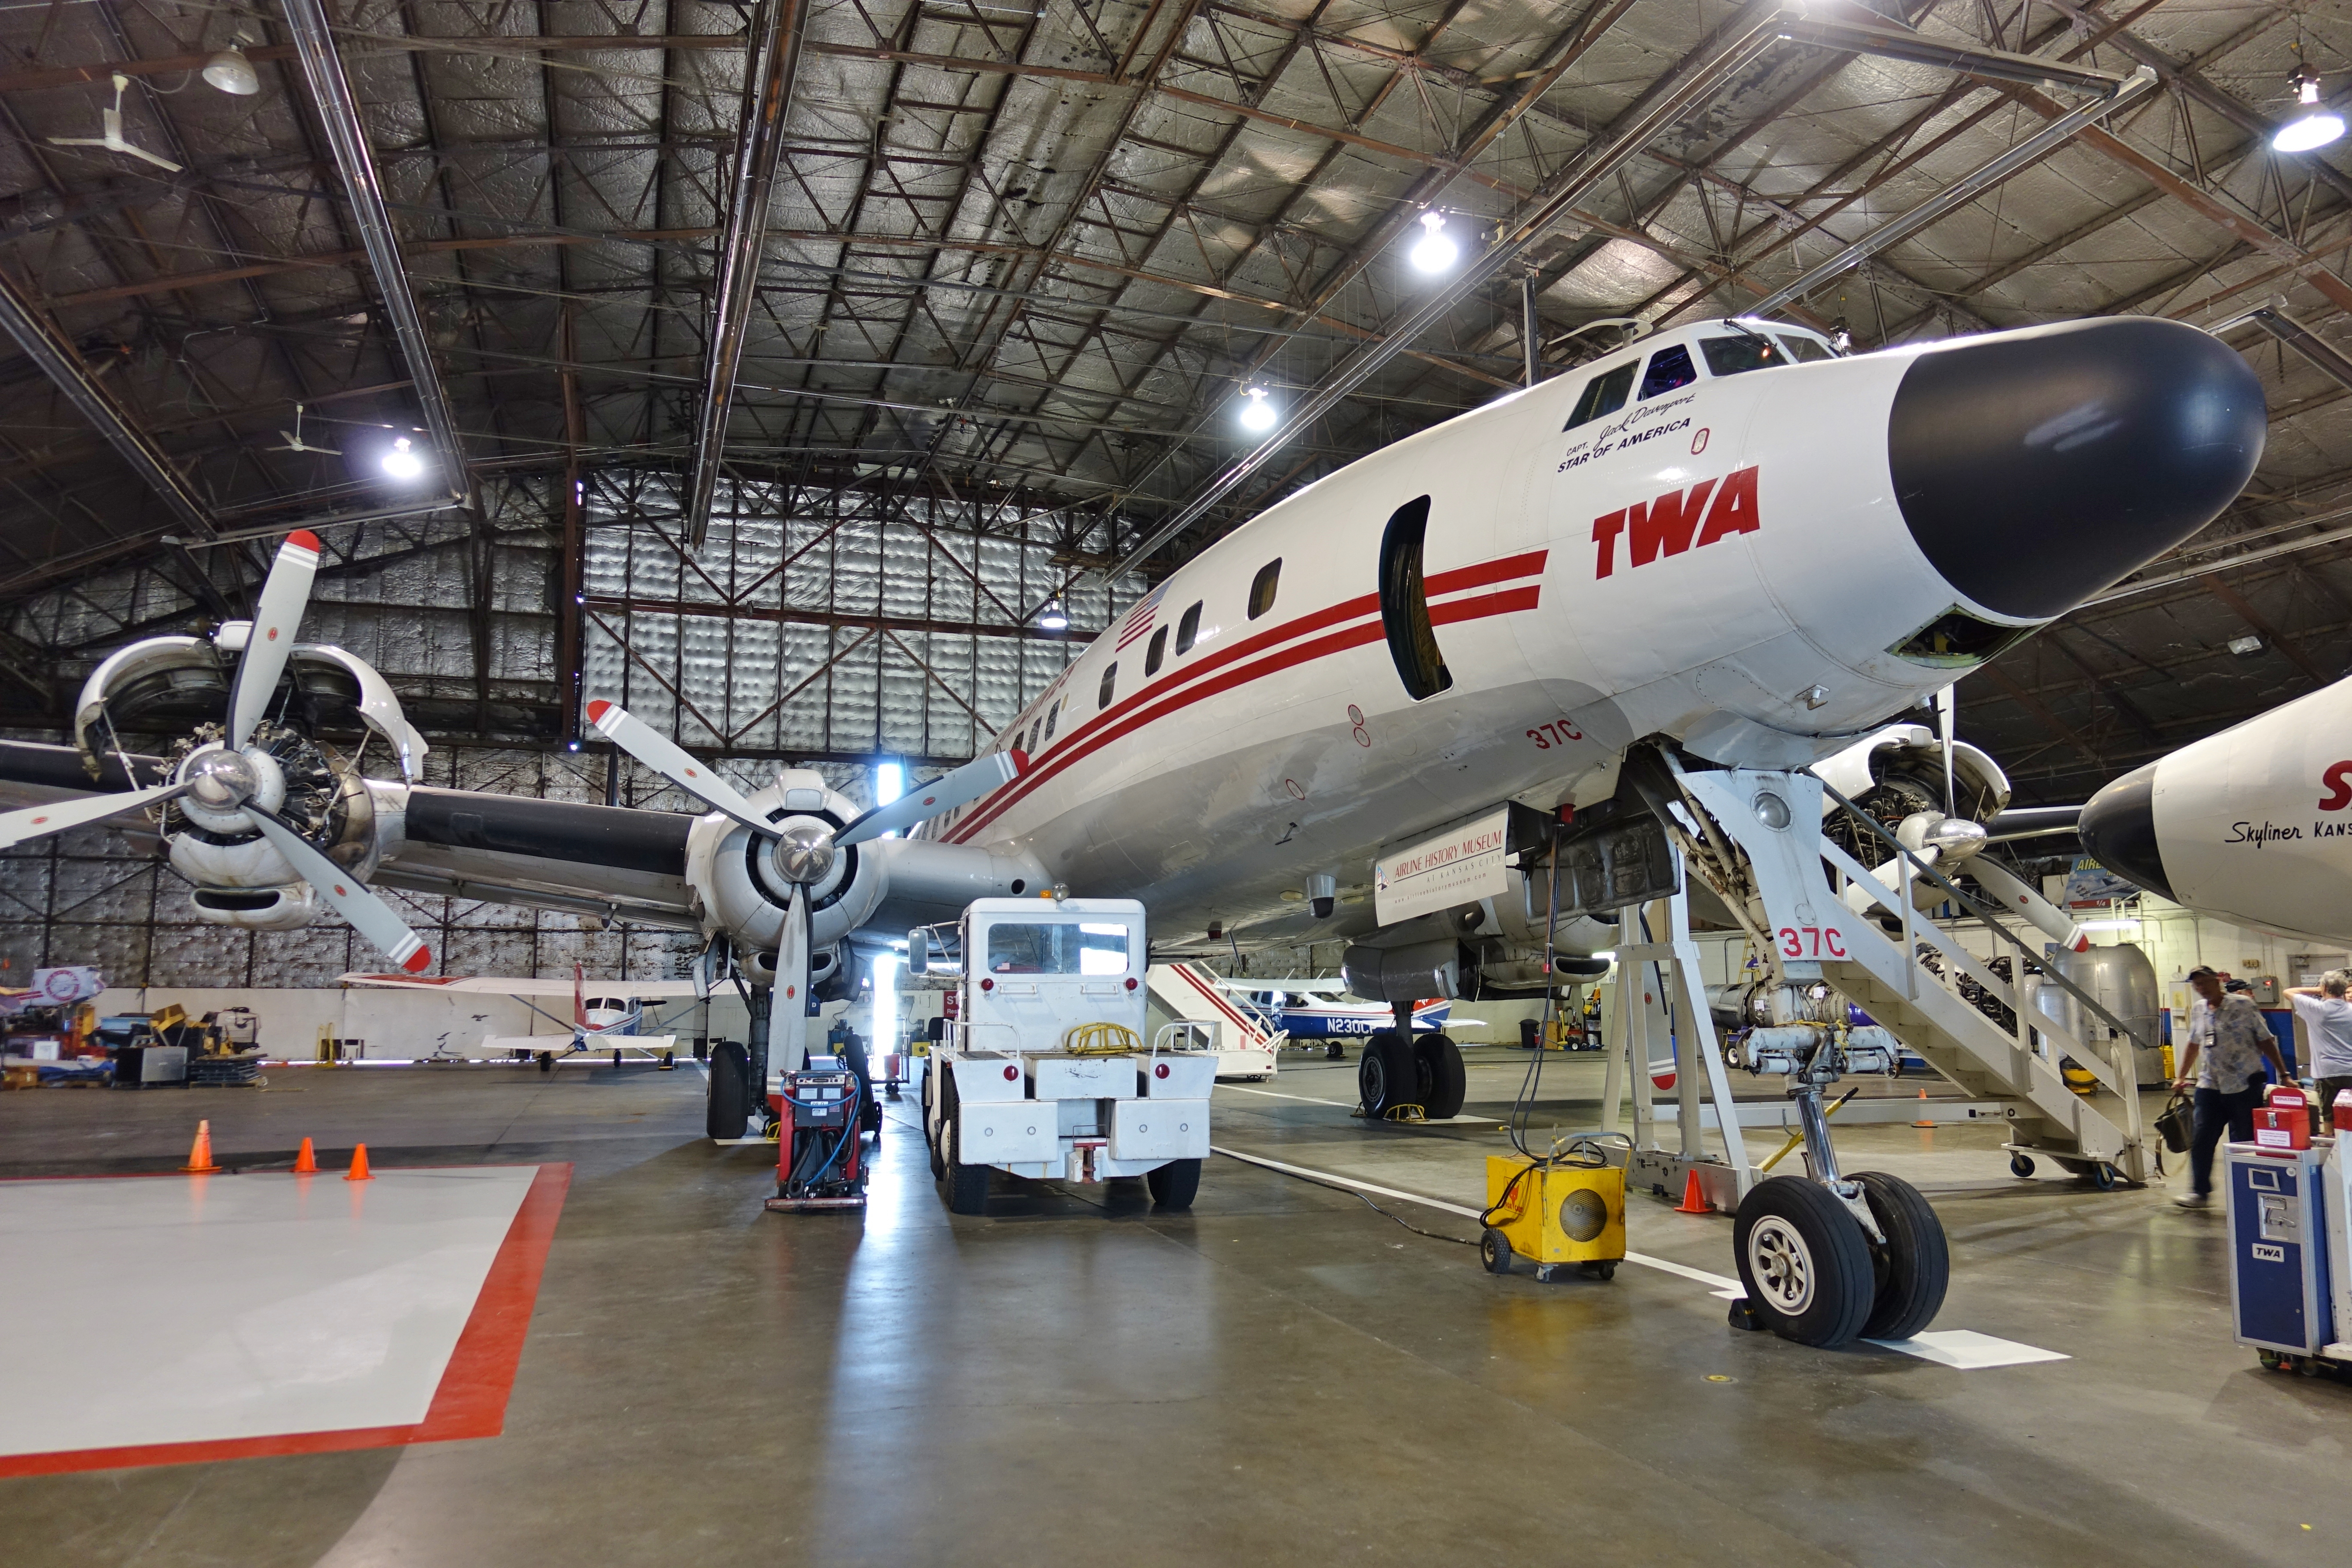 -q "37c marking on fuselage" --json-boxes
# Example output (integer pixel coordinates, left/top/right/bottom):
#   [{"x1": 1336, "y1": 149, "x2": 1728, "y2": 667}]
[{"x1": 1526, "y1": 717, "x2": 1586, "y2": 751}]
